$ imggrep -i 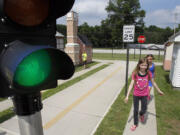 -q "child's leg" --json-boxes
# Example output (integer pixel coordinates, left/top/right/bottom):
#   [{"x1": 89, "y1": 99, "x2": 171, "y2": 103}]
[
  {"x1": 133, "y1": 95, "x2": 139, "y2": 126},
  {"x1": 83, "y1": 61, "x2": 85, "y2": 69},
  {"x1": 139, "y1": 96, "x2": 147, "y2": 116}
]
